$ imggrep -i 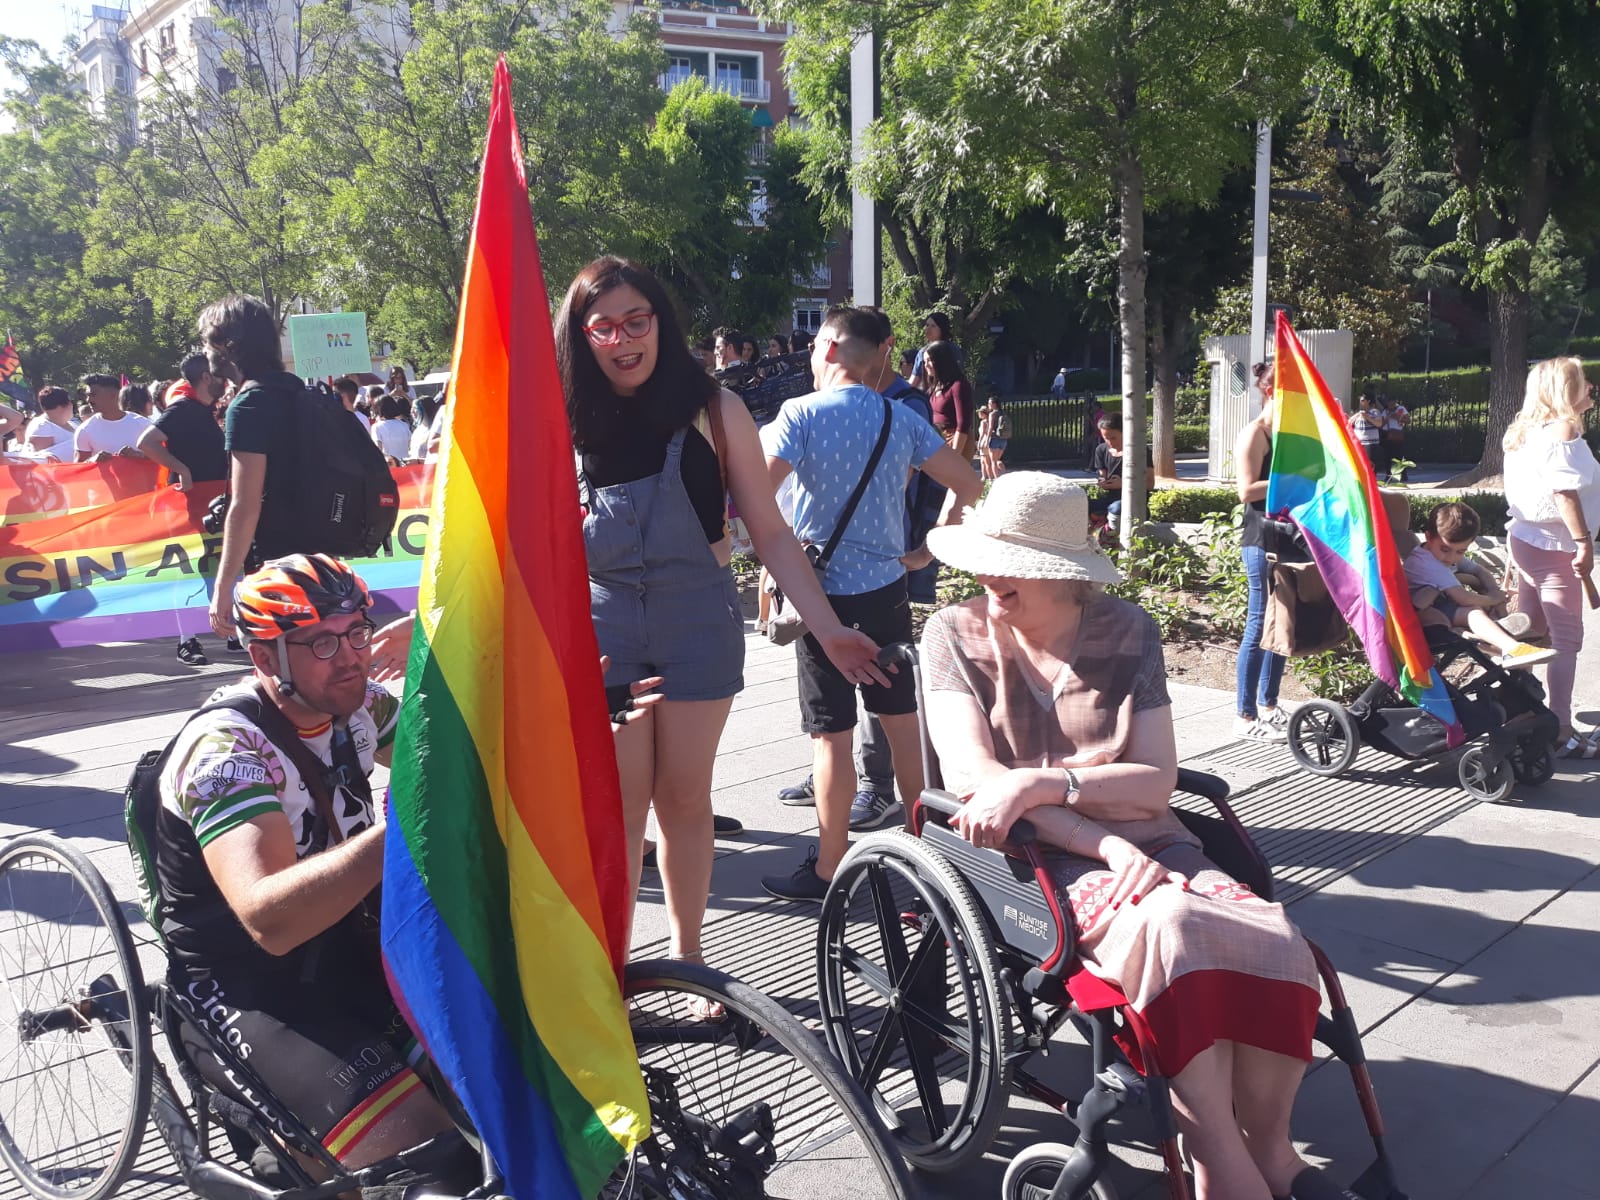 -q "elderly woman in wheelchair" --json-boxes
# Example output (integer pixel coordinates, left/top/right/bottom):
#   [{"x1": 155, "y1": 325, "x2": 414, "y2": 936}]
[{"x1": 916, "y1": 473, "x2": 1354, "y2": 1200}]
